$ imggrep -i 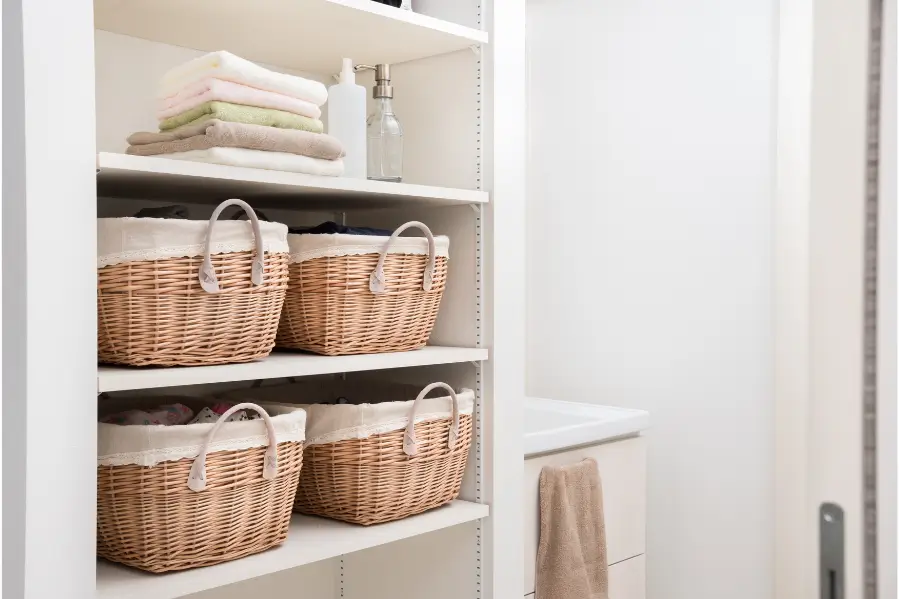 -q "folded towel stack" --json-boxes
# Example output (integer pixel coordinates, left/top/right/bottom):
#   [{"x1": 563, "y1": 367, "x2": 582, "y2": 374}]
[{"x1": 126, "y1": 51, "x2": 345, "y2": 177}]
